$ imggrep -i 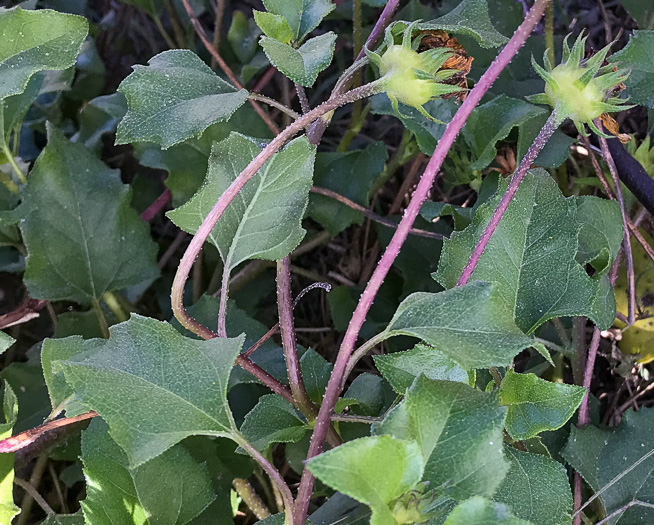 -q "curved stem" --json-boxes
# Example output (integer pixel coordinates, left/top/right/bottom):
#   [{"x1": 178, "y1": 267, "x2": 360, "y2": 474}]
[
  {"x1": 293, "y1": 2, "x2": 552, "y2": 522},
  {"x1": 217, "y1": 264, "x2": 230, "y2": 337},
  {"x1": 344, "y1": 332, "x2": 387, "y2": 380},
  {"x1": 171, "y1": 81, "x2": 383, "y2": 339},
  {"x1": 233, "y1": 432, "x2": 295, "y2": 523},
  {"x1": 249, "y1": 93, "x2": 302, "y2": 120},
  {"x1": 457, "y1": 110, "x2": 561, "y2": 286},
  {"x1": 2, "y1": 142, "x2": 26, "y2": 184}
]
